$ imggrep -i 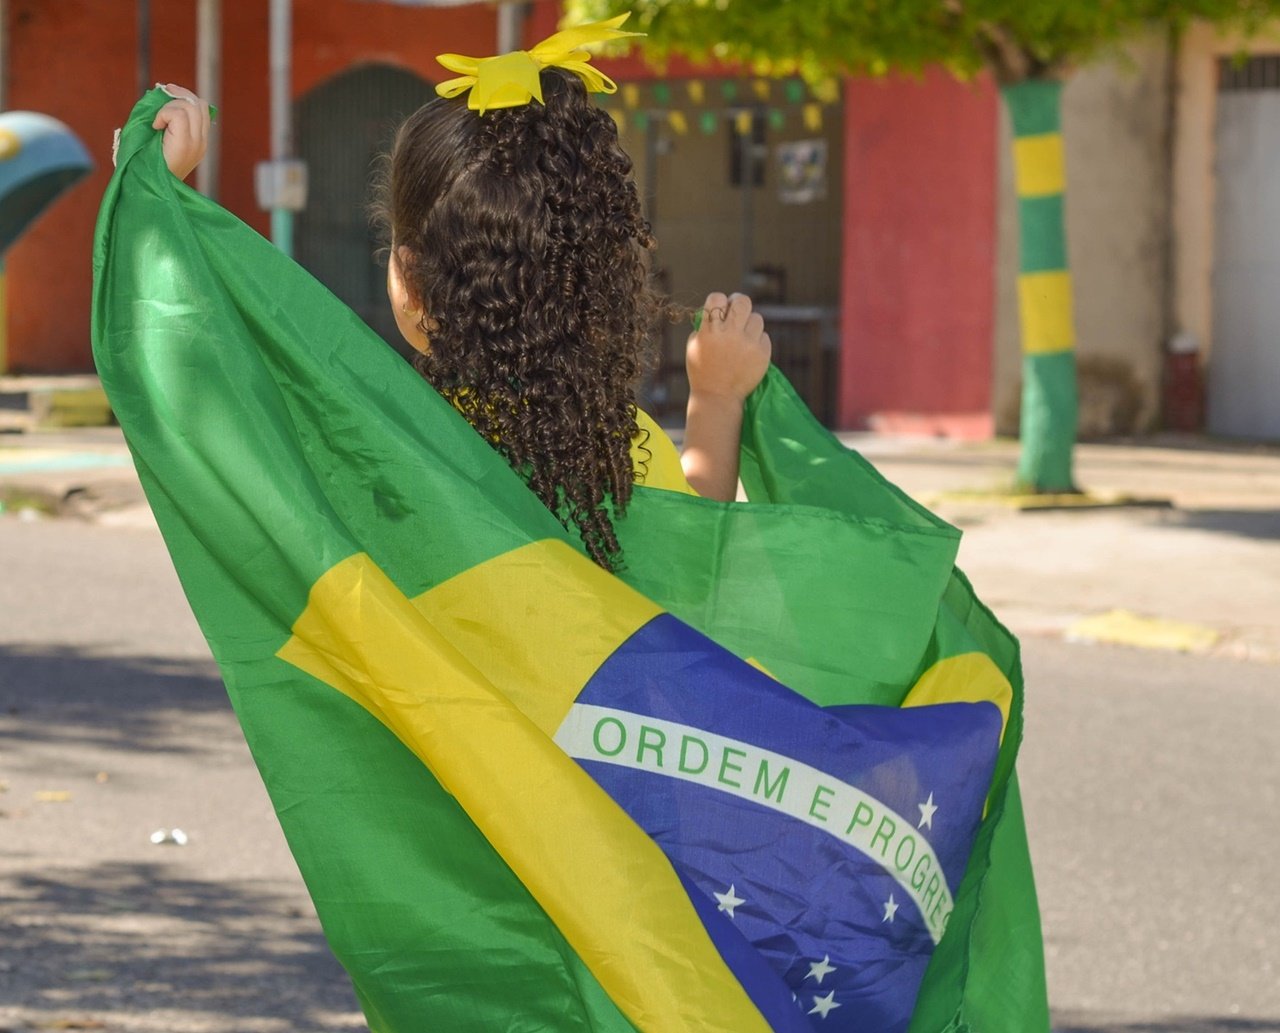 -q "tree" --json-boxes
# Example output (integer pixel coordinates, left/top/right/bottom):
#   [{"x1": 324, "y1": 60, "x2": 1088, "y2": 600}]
[{"x1": 571, "y1": 0, "x2": 1276, "y2": 492}]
